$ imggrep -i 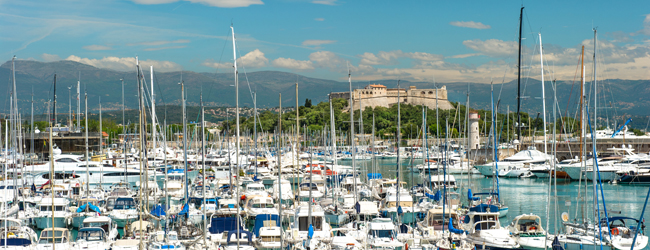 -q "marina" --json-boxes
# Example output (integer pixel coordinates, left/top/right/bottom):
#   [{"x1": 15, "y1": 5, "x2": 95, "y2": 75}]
[{"x1": 1, "y1": 3, "x2": 650, "y2": 250}]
